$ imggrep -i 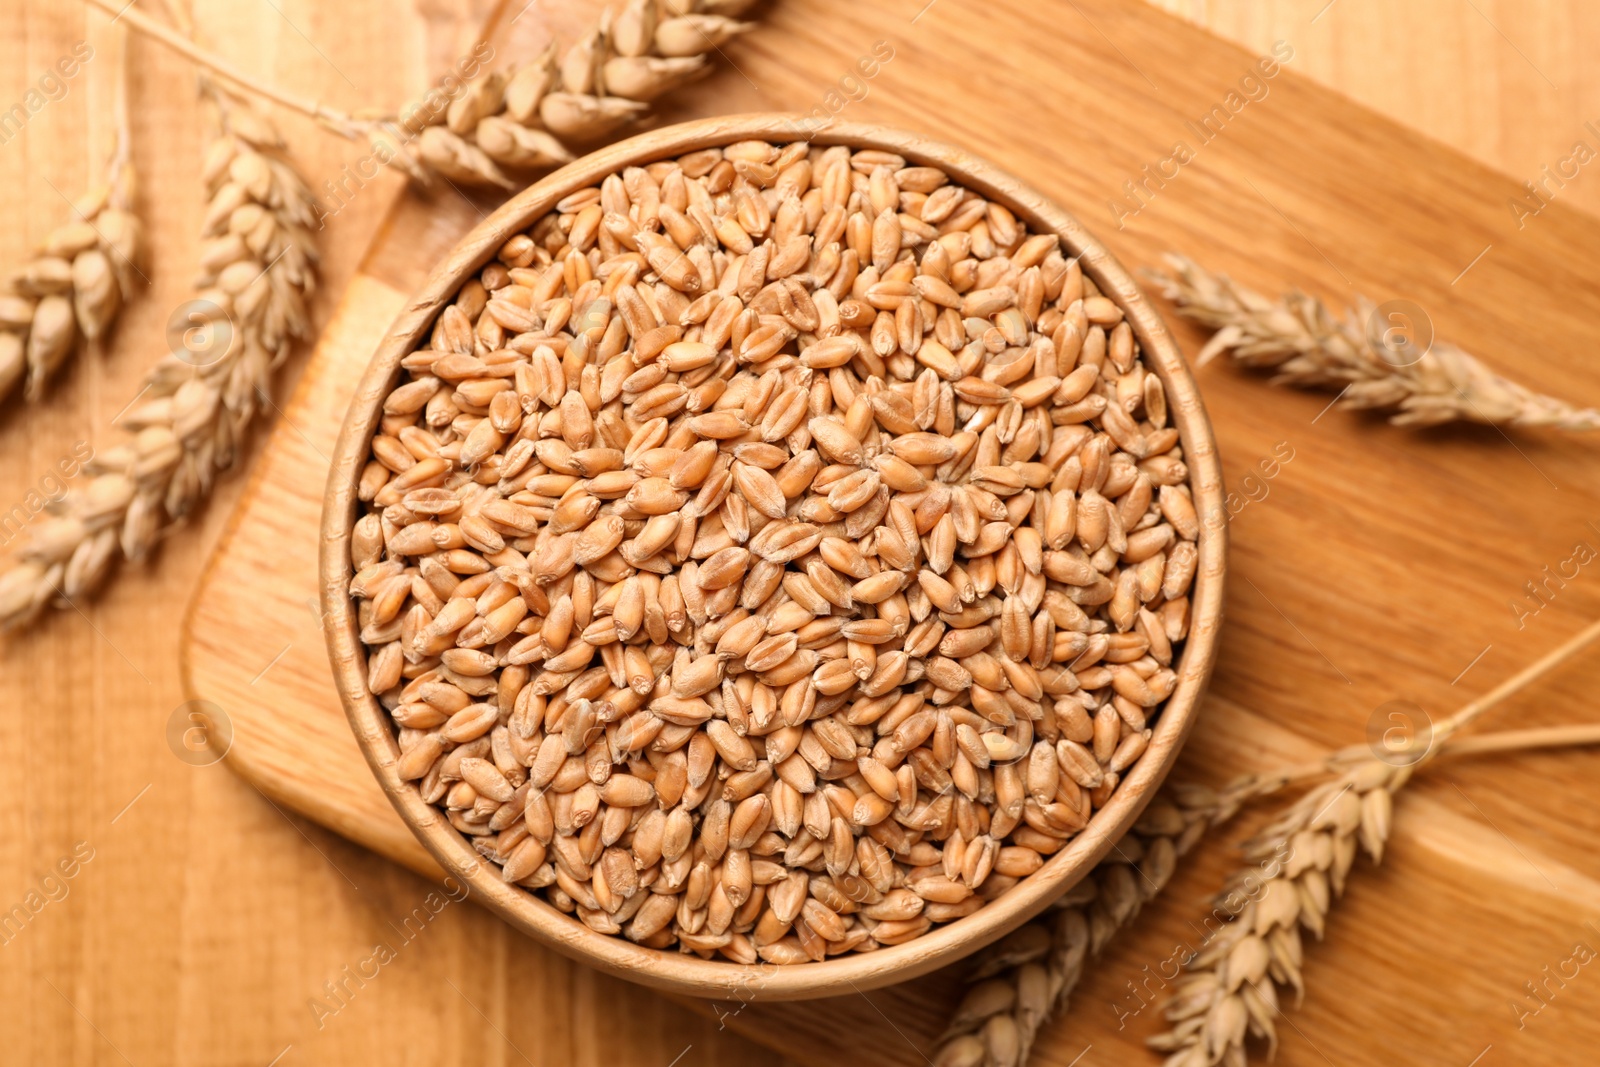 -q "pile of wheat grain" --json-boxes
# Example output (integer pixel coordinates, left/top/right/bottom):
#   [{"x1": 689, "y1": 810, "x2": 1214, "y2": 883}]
[{"x1": 349, "y1": 139, "x2": 1202, "y2": 964}]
